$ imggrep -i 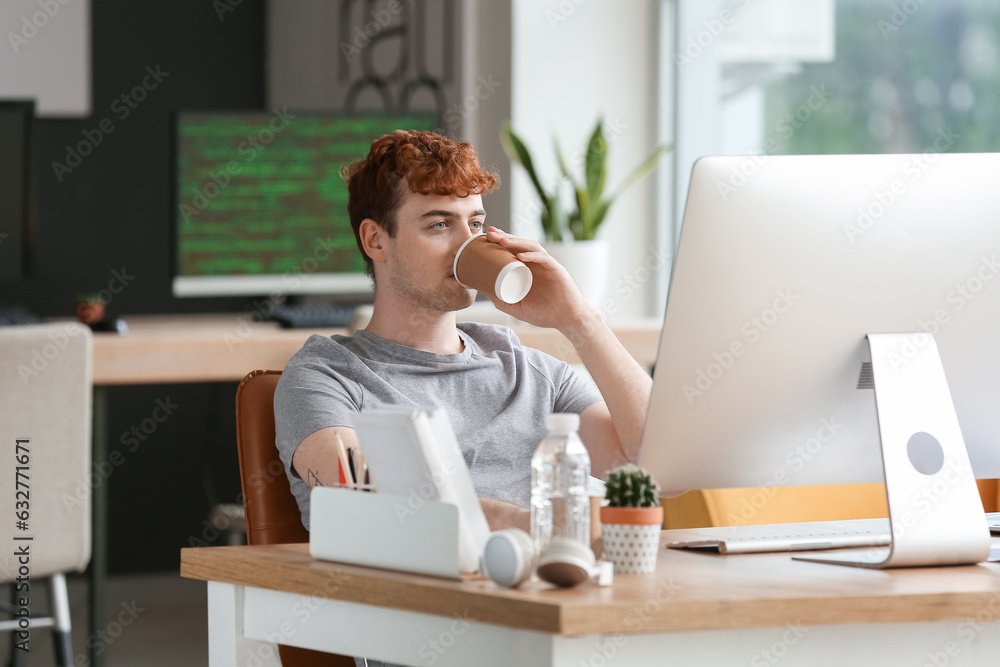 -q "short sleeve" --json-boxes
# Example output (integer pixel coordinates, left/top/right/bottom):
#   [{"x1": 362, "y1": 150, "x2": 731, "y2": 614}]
[
  {"x1": 552, "y1": 362, "x2": 604, "y2": 415},
  {"x1": 273, "y1": 346, "x2": 363, "y2": 479},
  {"x1": 518, "y1": 334, "x2": 604, "y2": 416}
]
